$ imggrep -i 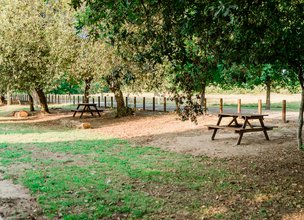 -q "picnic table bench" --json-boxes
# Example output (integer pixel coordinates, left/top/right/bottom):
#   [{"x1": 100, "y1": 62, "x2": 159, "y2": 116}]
[
  {"x1": 207, "y1": 113, "x2": 274, "y2": 145},
  {"x1": 72, "y1": 103, "x2": 103, "y2": 118}
]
